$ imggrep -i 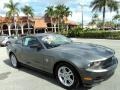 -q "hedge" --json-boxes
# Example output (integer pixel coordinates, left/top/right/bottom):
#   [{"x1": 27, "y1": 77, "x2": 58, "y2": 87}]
[{"x1": 67, "y1": 29, "x2": 120, "y2": 39}]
